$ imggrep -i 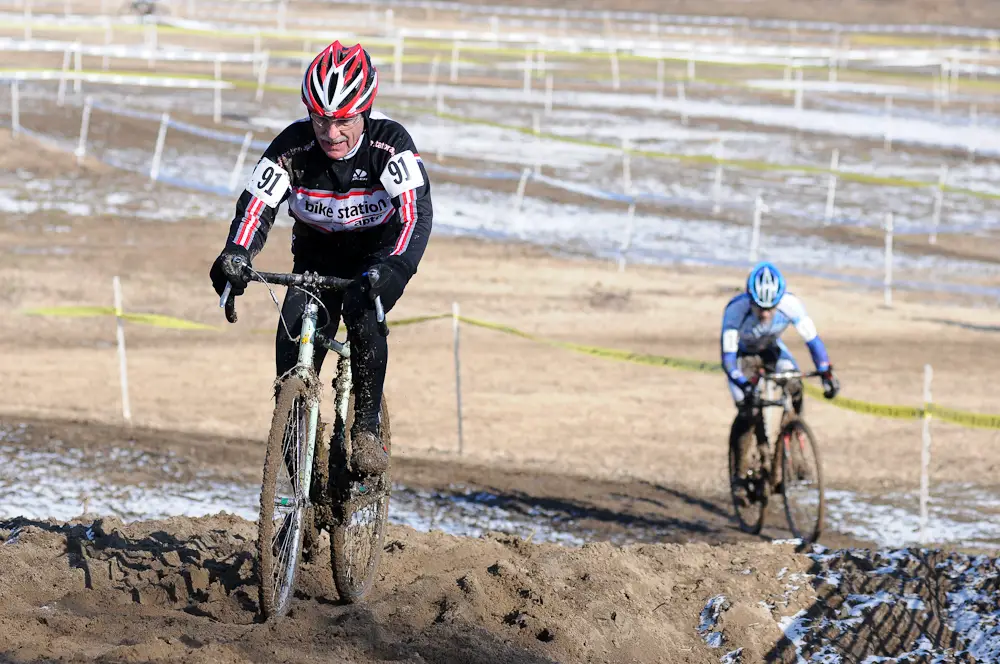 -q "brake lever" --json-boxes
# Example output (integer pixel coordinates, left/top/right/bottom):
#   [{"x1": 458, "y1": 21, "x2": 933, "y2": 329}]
[
  {"x1": 218, "y1": 254, "x2": 248, "y2": 324},
  {"x1": 374, "y1": 296, "x2": 389, "y2": 337}
]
